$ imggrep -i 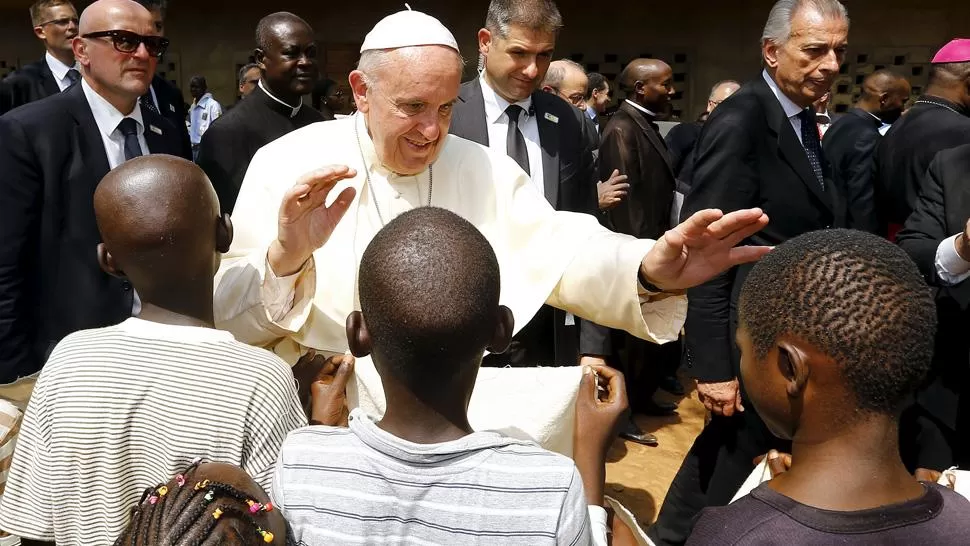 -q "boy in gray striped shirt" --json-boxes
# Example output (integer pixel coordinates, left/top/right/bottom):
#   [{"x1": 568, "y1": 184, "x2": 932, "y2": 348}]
[
  {"x1": 0, "y1": 156, "x2": 306, "y2": 545},
  {"x1": 273, "y1": 207, "x2": 626, "y2": 545}
]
